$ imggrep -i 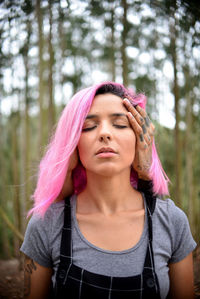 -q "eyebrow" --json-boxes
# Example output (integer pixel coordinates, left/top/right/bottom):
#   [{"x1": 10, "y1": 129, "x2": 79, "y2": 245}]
[{"x1": 86, "y1": 113, "x2": 127, "y2": 119}]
